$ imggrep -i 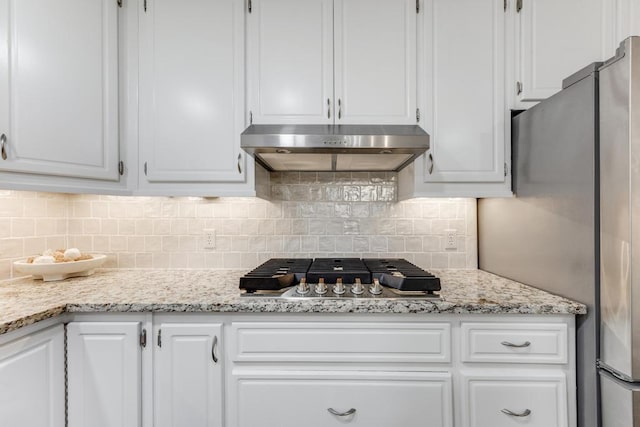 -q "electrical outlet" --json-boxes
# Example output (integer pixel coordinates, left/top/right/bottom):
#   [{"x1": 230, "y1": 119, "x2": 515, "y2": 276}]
[
  {"x1": 204, "y1": 229, "x2": 216, "y2": 249},
  {"x1": 445, "y1": 229, "x2": 457, "y2": 250}
]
